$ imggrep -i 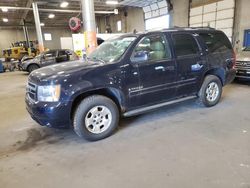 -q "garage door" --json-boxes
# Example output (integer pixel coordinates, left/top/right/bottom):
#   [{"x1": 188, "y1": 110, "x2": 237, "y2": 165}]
[
  {"x1": 143, "y1": 1, "x2": 170, "y2": 31},
  {"x1": 189, "y1": 0, "x2": 235, "y2": 41}
]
